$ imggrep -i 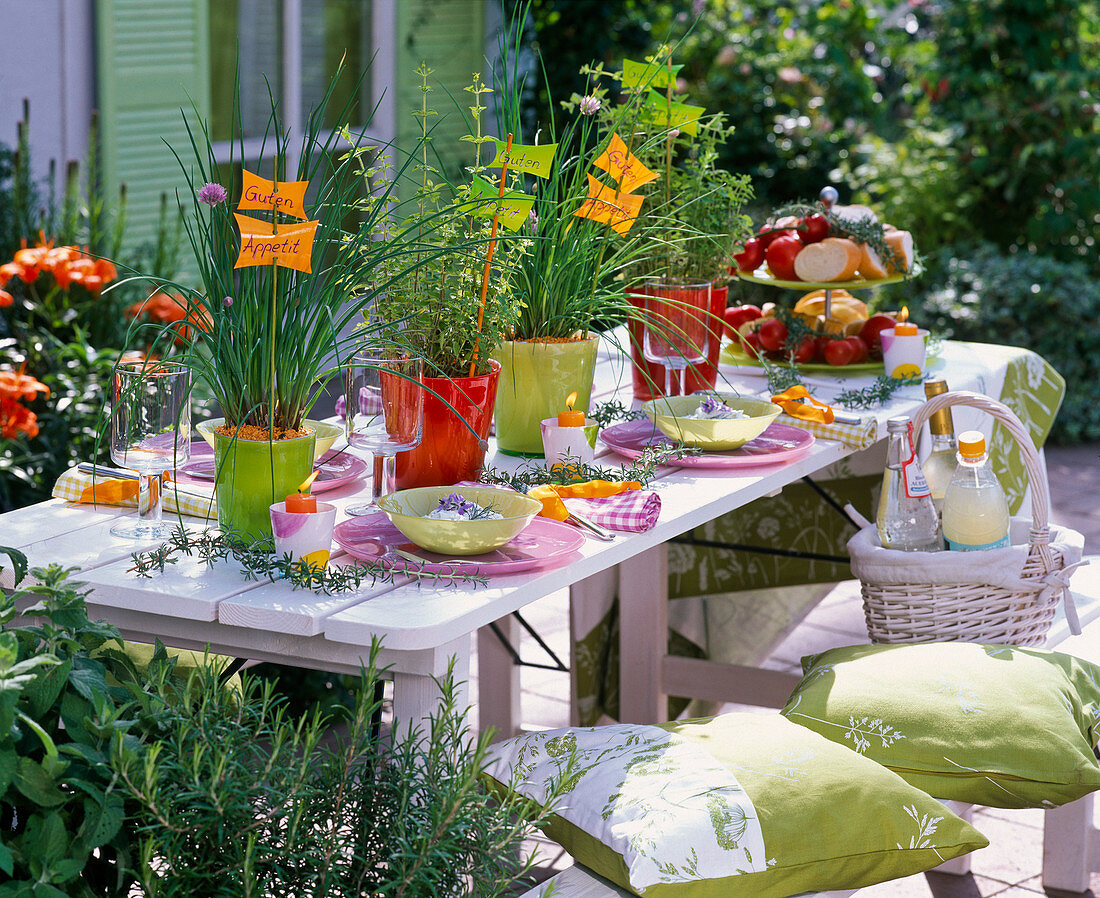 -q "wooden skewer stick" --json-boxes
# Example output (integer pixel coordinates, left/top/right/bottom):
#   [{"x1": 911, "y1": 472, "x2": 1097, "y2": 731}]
[{"x1": 468, "y1": 132, "x2": 513, "y2": 379}]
